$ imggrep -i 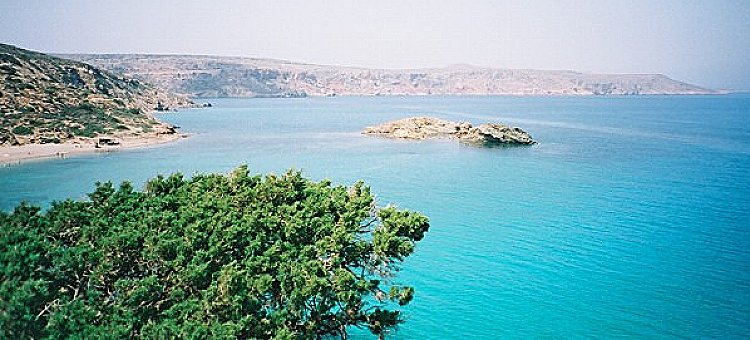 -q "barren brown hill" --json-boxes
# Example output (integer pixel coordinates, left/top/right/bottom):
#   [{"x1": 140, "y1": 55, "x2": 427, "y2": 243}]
[{"x1": 64, "y1": 54, "x2": 716, "y2": 98}]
